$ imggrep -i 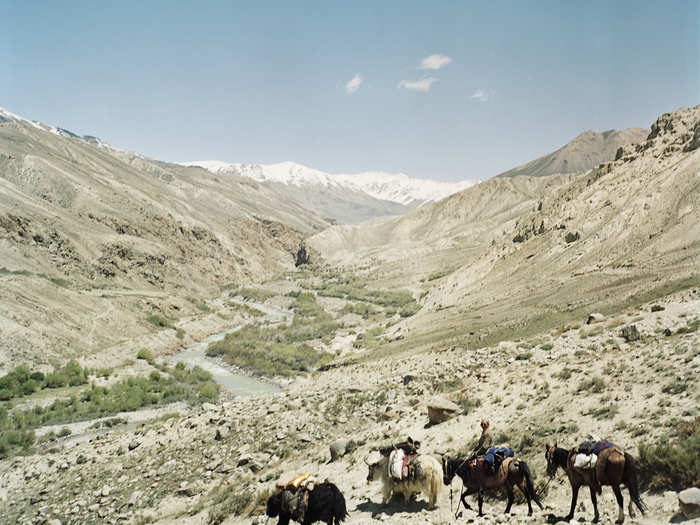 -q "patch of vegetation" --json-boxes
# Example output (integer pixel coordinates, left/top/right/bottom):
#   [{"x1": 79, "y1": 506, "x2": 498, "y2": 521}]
[
  {"x1": 583, "y1": 405, "x2": 618, "y2": 420},
  {"x1": 340, "y1": 302, "x2": 378, "y2": 319},
  {"x1": 650, "y1": 304, "x2": 665, "y2": 312},
  {"x1": 427, "y1": 268, "x2": 454, "y2": 281},
  {"x1": 540, "y1": 343, "x2": 553, "y2": 351},
  {"x1": 175, "y1": 327, "x2": 185, "y2": 340},
  {"x1": 0, "y1": 267, "x2": 32, "y2": 277},
  {"x1": 206, "y1": 481, "x2": 268, "y2": 524},
  {"x1": 577, "y1": 376, "x2": 606, "y2": 393},
  {"x1": 555, "y1": 367, "x2": 573, "y2": 380},
  {"x1": 0, "y1": 361, "x2": 89, "y2": 401},
  {"x1": 313, "y1": 274, "x2": 420, "y2": 316},
  {"x1": 229, "y1": 302, "x2": 264, "y2": 318},
  {"x1": 49, "y1": 277, "x2": 70, "y2": 288},
  {"x1": 638, "y1": 417, "x2": 700, "y2": 491},
  {"x1": 207, "y1": 293, "x2": 335, "y2": 375},
  {"x1": 661, "y1": 378, "x2": 688, "y2": 395},
  {"x1": 136, "y1": 348, "x2": 154, "y2": 363},
  {"x1": 676, "y1": 318, "x2": 700, "y2": 334},
  {"x1": 146, "y1": 313, "x2": 174, "y2": 329},
  {"x1": 0, "y1": 362, "x2": 218, "y2": 458}
]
